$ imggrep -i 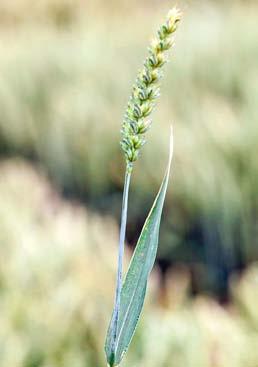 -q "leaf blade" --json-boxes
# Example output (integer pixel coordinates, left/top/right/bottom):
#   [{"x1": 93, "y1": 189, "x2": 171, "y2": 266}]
[{"x1": 105, "y1": 131, "x2": 173, "y2": 366}]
